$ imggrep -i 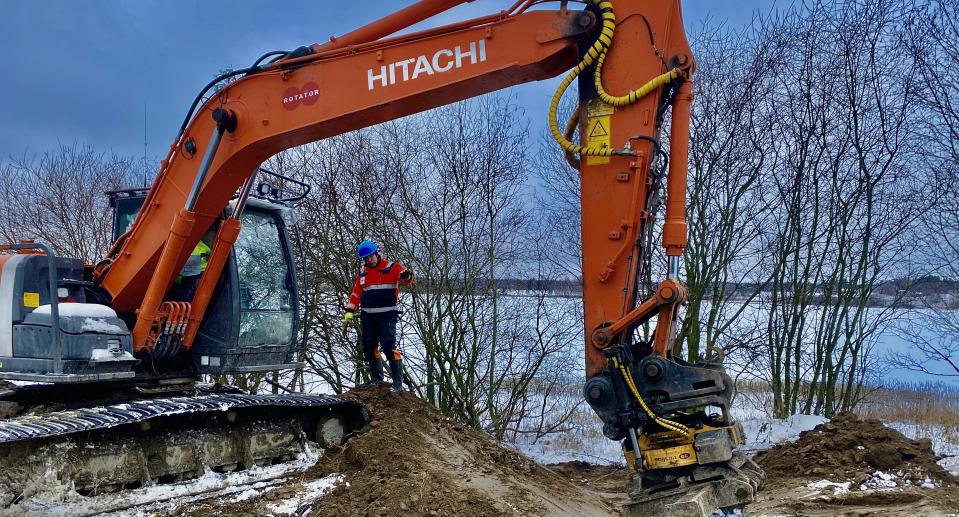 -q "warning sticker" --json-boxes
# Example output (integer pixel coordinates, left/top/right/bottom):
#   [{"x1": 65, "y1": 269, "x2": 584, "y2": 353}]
[
  {"x1": 586, "y1": 118, "x2": 611, "y2": 165},
  {"x1": 23, "y1": 292, "x2": 39, "y2": 308},
  {"x1": 586, "y1": 100, "x2": 613, "y2": 166},
  {"x1": 588, "y1": 119, "x2": 609, "y2": 138},
  {"x1": 587, "y1": 101, "x2": 615, "y2": 118}
]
